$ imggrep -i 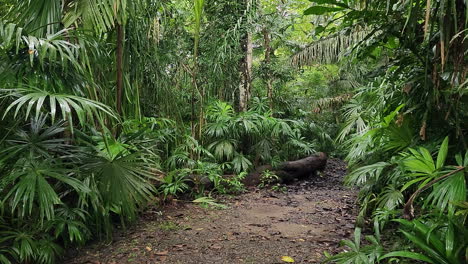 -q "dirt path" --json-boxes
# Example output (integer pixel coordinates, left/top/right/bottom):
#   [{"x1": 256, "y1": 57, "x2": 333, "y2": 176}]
[{"x1": 68, "y1": 159, "x2": 357, "y2": 264}]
